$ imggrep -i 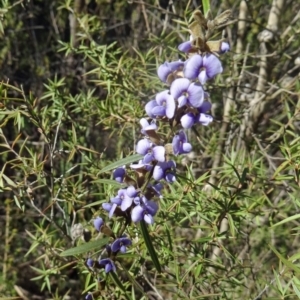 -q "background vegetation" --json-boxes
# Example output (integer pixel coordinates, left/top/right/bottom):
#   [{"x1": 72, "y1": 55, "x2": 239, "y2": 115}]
[{"x1": 0, "y1": 0, "x2": 300, "y2": 299}]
